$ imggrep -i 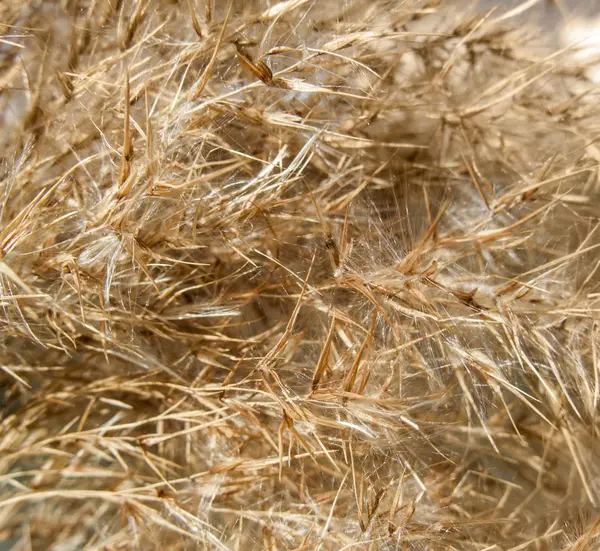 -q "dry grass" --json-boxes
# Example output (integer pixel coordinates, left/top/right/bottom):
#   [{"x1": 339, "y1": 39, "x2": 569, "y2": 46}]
[{"x1": 1, "y1": 0, "x2": 600, "y2": 549}]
